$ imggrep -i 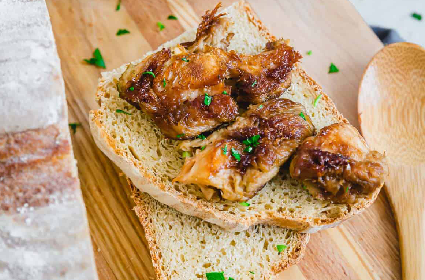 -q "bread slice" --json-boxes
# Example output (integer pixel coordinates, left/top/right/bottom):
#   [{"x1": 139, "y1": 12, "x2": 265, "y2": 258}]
[
  {"x1": 131, "y1": 184, "x2": 309, "y2": 280},
  {"x1": 89, "y1": 1, "x2": 383, "y2": 232}
]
